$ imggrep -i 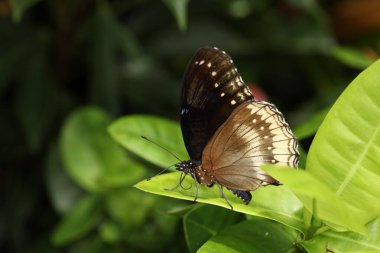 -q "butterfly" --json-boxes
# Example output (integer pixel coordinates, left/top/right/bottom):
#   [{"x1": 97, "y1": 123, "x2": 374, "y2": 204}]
[{"x1": 173, "y1": 47, "x2": 299, "y2": 208}]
